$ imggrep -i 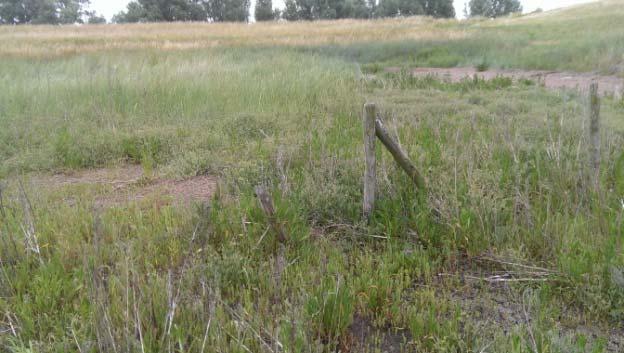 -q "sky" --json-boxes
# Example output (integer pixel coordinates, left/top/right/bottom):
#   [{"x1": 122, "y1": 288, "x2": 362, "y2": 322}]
[{"x1": 89, "y1": 0, "x2": 597, "y2": 21}]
